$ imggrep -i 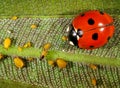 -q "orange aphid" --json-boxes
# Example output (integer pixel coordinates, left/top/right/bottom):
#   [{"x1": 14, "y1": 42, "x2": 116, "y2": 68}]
[
  {"x1": 31, "y1": 24, "x2": 38, "y2": 29},
  {"x1": 18, "y1": 46, "x2": 23, "y2": 51},
  {"x1": 3, "y1": 38, "x2": 11, "y2": 49},
  {"x1": 56, "y1": 58, "x2": 67, "y2": 69},
  {"x1": 14, "y1": 57, "x2": 25, "y2": 68},
  {"x1": 48, "y1": 60, "x2": 56, "y2": 67},
  {"x1": 92, "y1": 78, "x2": 97, "y2": 86},
  {"x1": 62, "y1": 36, "x2": 68, "y2": 41},
  {"x1": 11, "y1": 16, "x2": 18, "y2": 20},
  {"x1": 89, "y1": 64, "x2": 97, "y2": 70},
  {"x1": 43, "y1": 43, "x2": 51, "y2": 51},
  {"x1": 23, "y1": 42, "x2": 32, "y2": 48},
  {"x1": 0, "y1": 54, "x2": 4, "y2": 60}
]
